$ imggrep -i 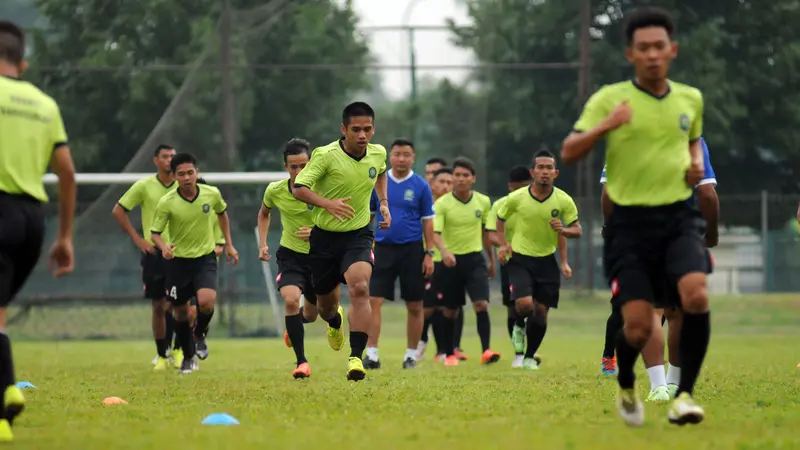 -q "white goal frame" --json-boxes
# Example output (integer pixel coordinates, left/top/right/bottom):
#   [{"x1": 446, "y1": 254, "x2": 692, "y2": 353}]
[{"x1": 44, "y1": 172, "x2": 286, "y2": 336}]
